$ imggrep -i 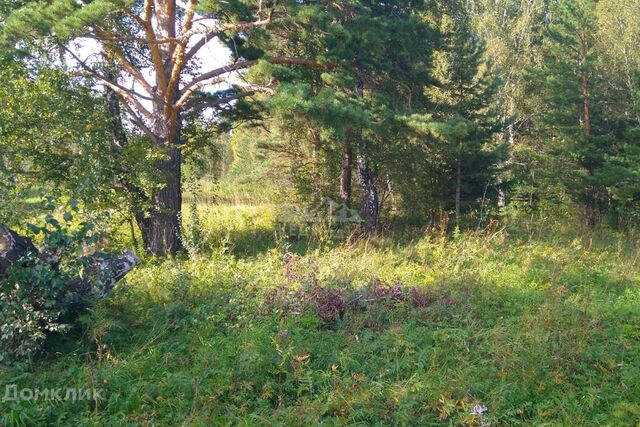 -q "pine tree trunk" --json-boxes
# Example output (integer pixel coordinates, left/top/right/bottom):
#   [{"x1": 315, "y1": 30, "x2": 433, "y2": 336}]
[
  {"x1": 584, "y1": 187, "x2": 596, "y2": 228},
  {"x1": 353, "y1": 77, "x2": 377, "y2": 230},
  {"x1": 582, "y1": 70, "x2": 595, "y2": 228},
  {"x1": 339, "y1": 140, "x2": 352, "y2": 202},
  {"x1": 582, "y1": 74, "x2": 591, "y2": 138},
  {"x1": 138, "y1": 86, "x2": 184, "y2": 256},
  {"x1": 143, "y1": 143, "x2": 183, "y2": 256},
  {"x1": 455, "y1": 158, "x2": 462, "y2": 224},
  {"x1": 357, "y1": 142, "x2": 379, "y2": 230},
  {"x1": 129, "y1": 0, "x2": 184, "y2": 257},
  {"x1": 497, "y1": 116, "x2": 516, "y2": 209},
  {"x1": 142, "y1": 99, "x2": 184, "y2": 256},
  {"x1": 104, "y1": 62, "x2": 184, "y2": 256}
]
